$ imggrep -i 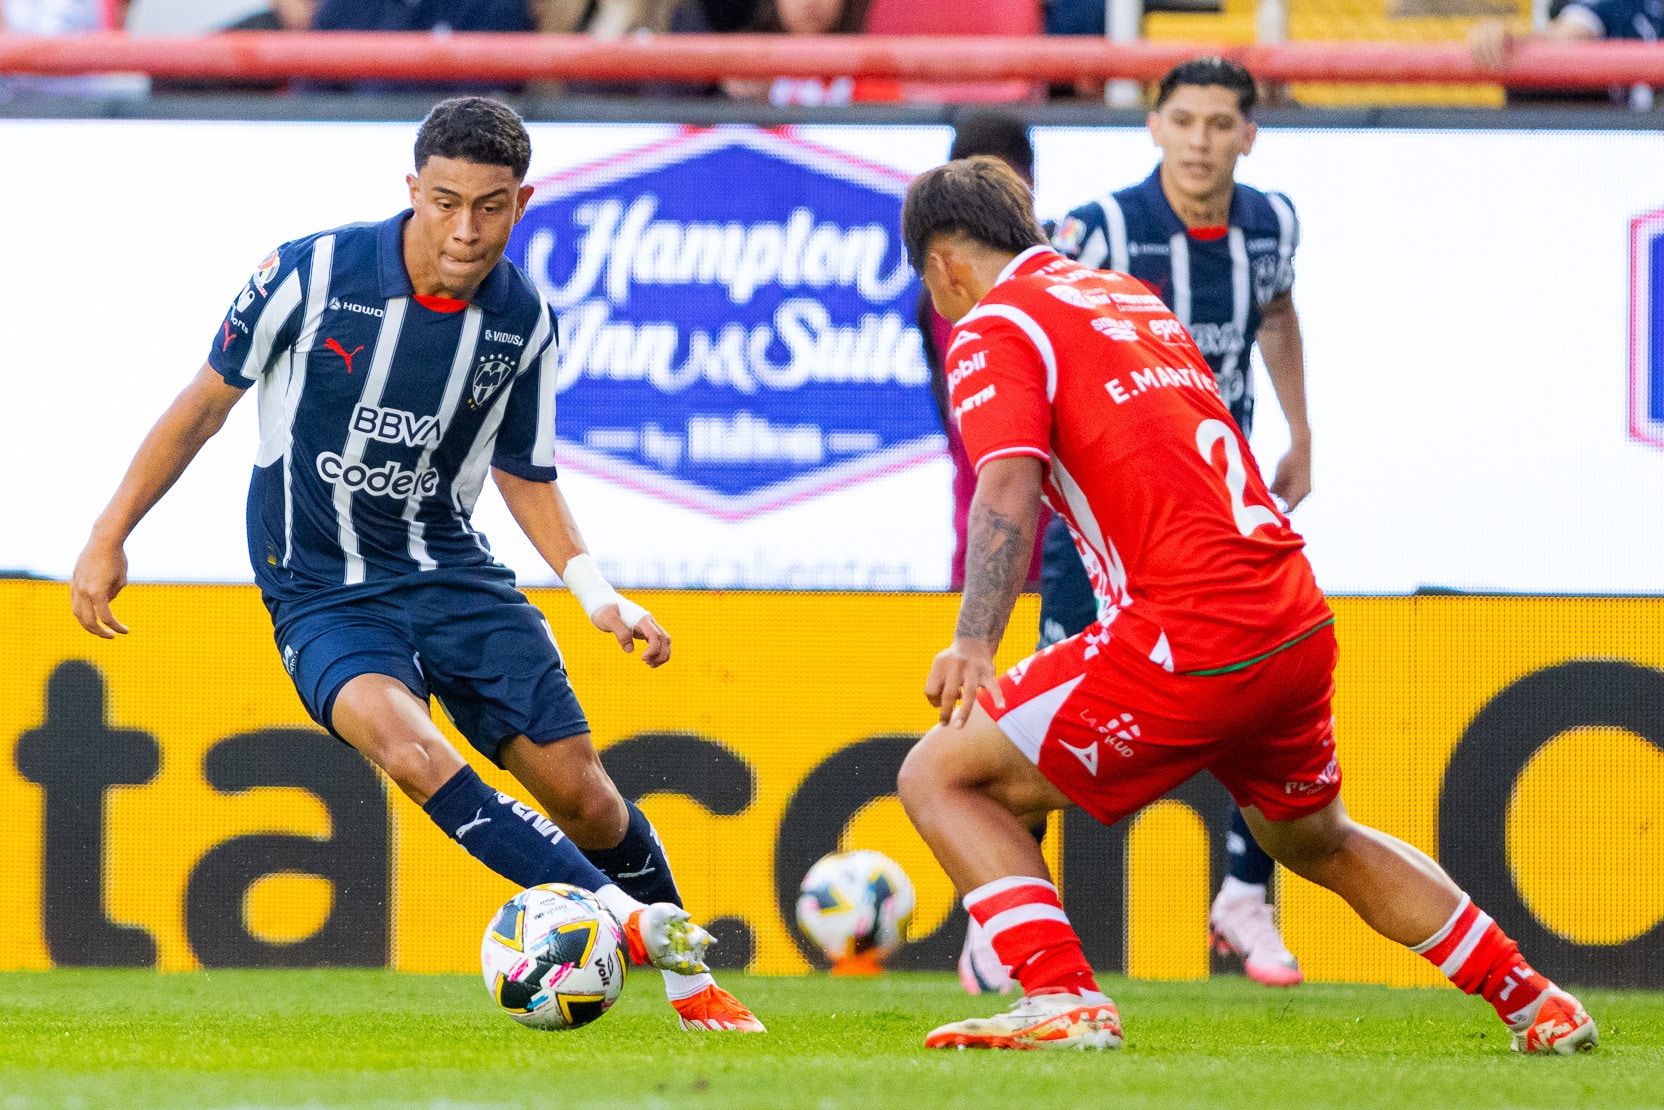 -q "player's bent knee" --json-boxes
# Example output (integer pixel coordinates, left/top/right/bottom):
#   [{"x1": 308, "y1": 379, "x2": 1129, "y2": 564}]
[{"x1": 1256, "y1": 807, "x2": 1354, "y2": 882}]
